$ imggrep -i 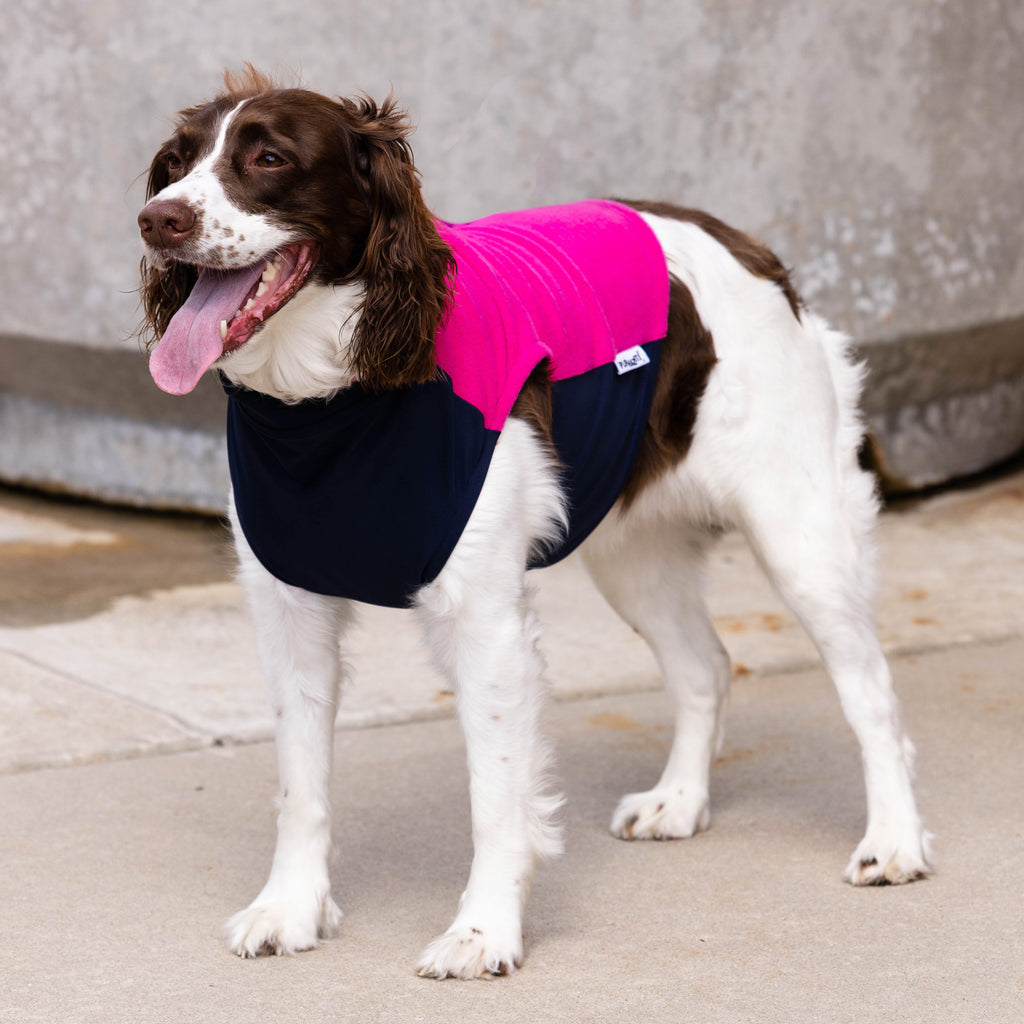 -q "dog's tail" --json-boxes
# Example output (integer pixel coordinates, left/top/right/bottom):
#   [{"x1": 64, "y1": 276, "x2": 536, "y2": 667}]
[{"x1": 804, "y1": 311, "x2": 883, "y2": 590}]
